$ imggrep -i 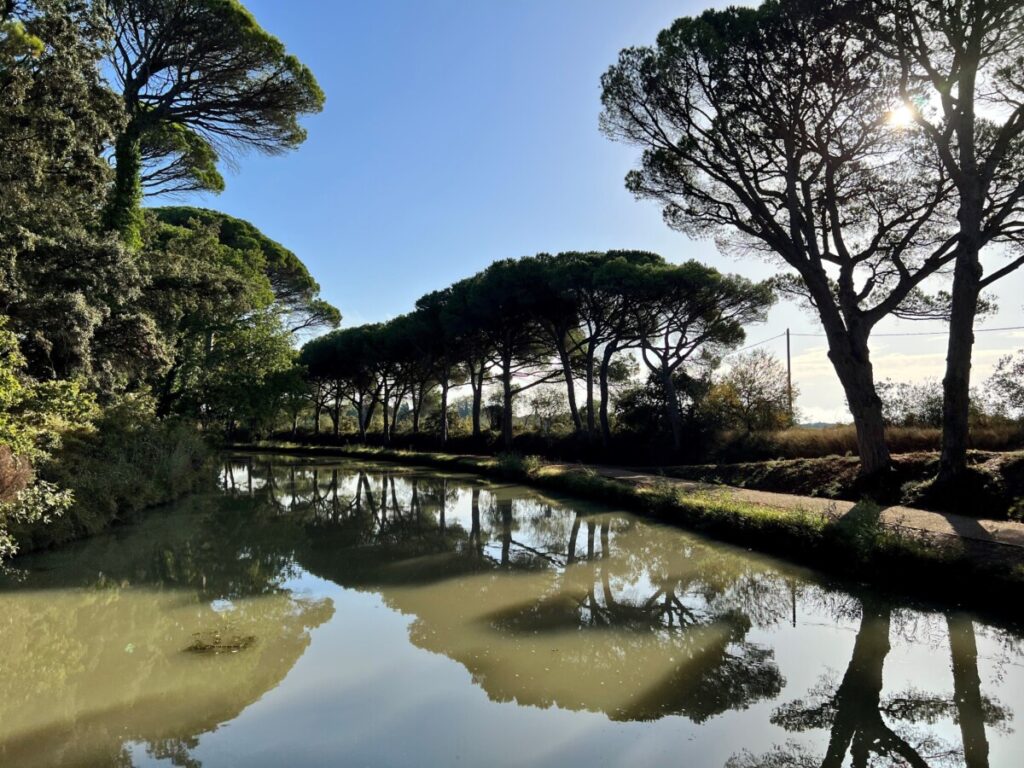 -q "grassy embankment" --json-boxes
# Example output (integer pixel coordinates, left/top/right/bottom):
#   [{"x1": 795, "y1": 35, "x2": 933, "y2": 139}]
[
  {"x1": 241, "y1": 441, "x2": 1024, "y2": 613},
  {"x1": 276, "y1": 423, "x2": 1024, "y2": 517},
  {"x1": 667, "y1": 451, "x2": 1024, "y2": 520}
]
